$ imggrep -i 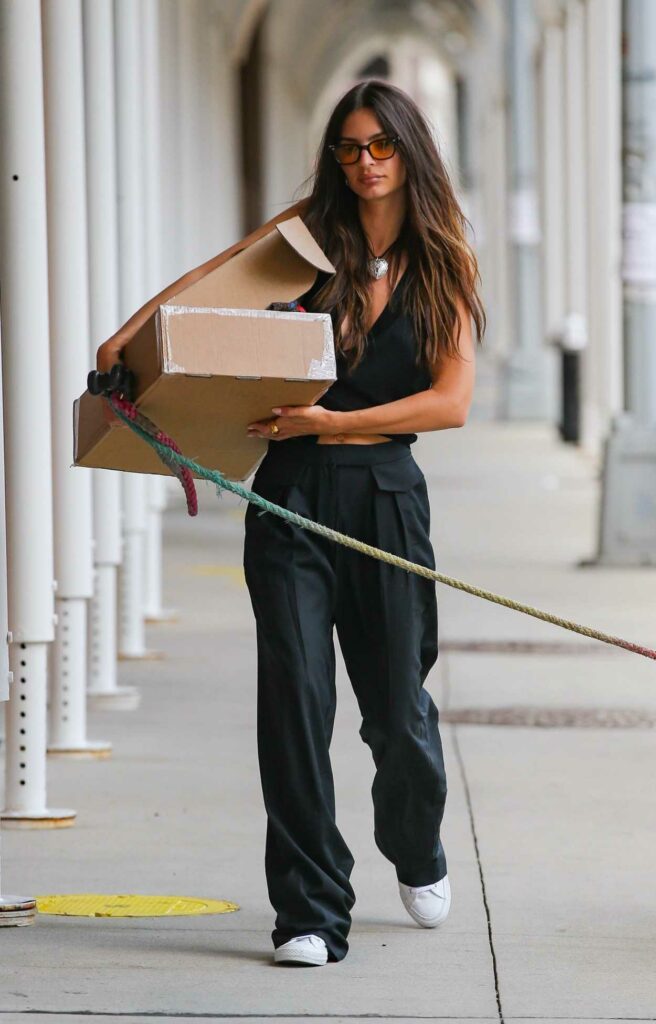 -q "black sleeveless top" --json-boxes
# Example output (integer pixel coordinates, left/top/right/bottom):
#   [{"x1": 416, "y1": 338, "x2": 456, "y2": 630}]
[{"x1": 289, "y1": 268, "x2": 432, "y2": 447}]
